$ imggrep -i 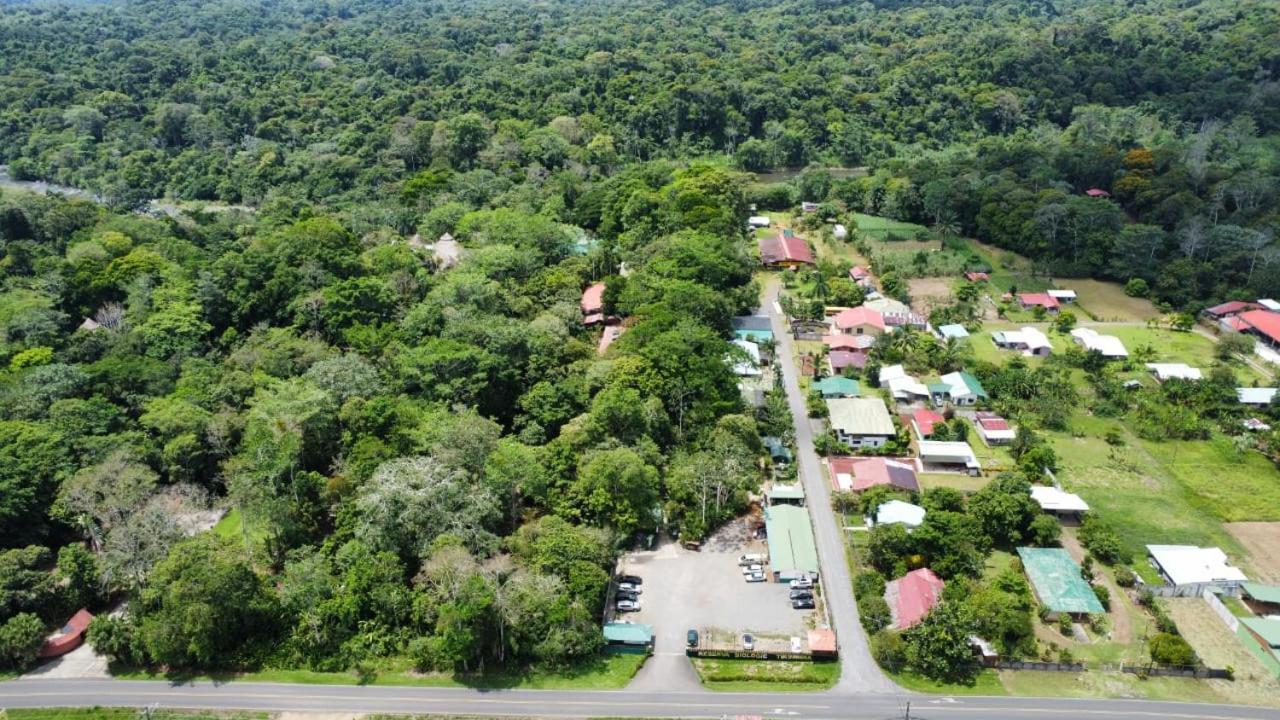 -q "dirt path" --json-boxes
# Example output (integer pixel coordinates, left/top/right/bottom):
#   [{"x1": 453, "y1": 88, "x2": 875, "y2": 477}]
[{"x1": 1060, "y1": 528, "x2": 1133, "y2": 646}]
